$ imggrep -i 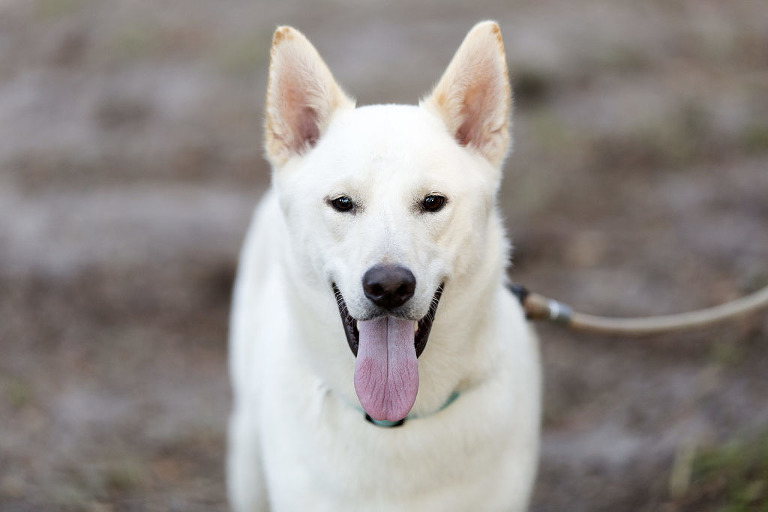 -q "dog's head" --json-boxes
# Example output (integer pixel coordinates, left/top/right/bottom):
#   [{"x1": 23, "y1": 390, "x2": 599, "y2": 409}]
[{"x1": 264, "y1": 22, "x2": 511, "y2": 422}]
